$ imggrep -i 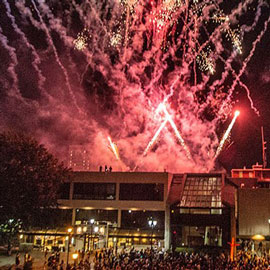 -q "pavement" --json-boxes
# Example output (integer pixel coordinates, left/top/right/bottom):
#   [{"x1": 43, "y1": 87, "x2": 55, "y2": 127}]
[{"x1": 0, "y1": 251, "x2": 67, "y2": 270}]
